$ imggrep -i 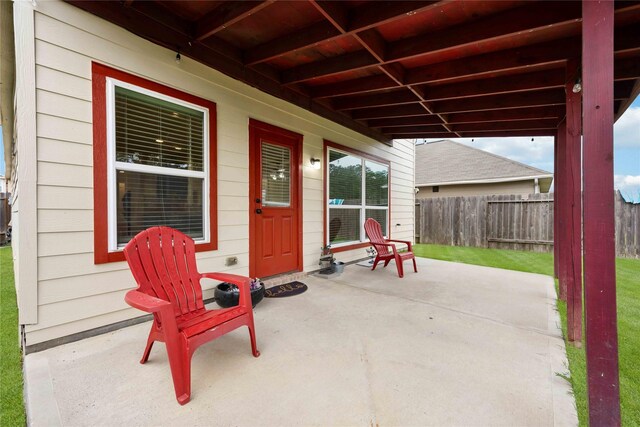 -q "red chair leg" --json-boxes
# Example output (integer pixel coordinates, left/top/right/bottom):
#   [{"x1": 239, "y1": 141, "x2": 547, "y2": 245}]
[
  {"x1": 248, "y1": 324, "x2": 261, "y2": 357},
  {"x1": 395, "y1": 254, "x2": 404, "y2": 278},
  {"x1": 140, "y1": 334, "x2": 155, "y2": 364},
  {"x1": 383, "y1": 259, "x2": 391, "y2": 267},
  {"x1": 163, "y1": 321, "x2": 191, "y2": 405},
  {"x1": 371, "y1": 255, "x2": 381, "y2": 271},
  {"x1": 412, "y1": 257, "x2": 418, "y2": 273}
]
